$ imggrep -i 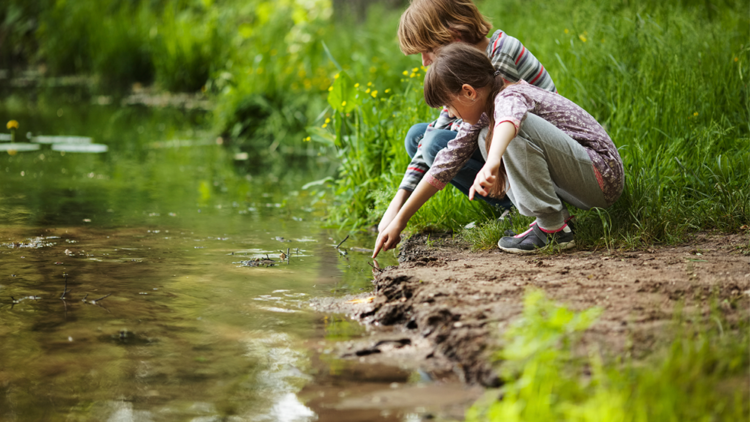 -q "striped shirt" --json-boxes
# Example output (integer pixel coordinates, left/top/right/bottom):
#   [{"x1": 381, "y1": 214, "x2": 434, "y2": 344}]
[{"x1": 398, "y1": 30, "x2": 556, "y2": 192}]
